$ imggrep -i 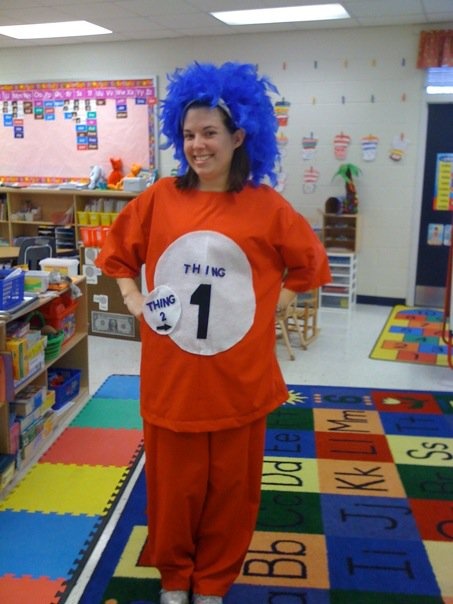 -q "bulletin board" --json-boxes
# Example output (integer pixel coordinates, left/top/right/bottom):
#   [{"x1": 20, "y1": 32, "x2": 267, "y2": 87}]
[{"x1": 0, "y1": 78, "x2": 158, "y2": 185}]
